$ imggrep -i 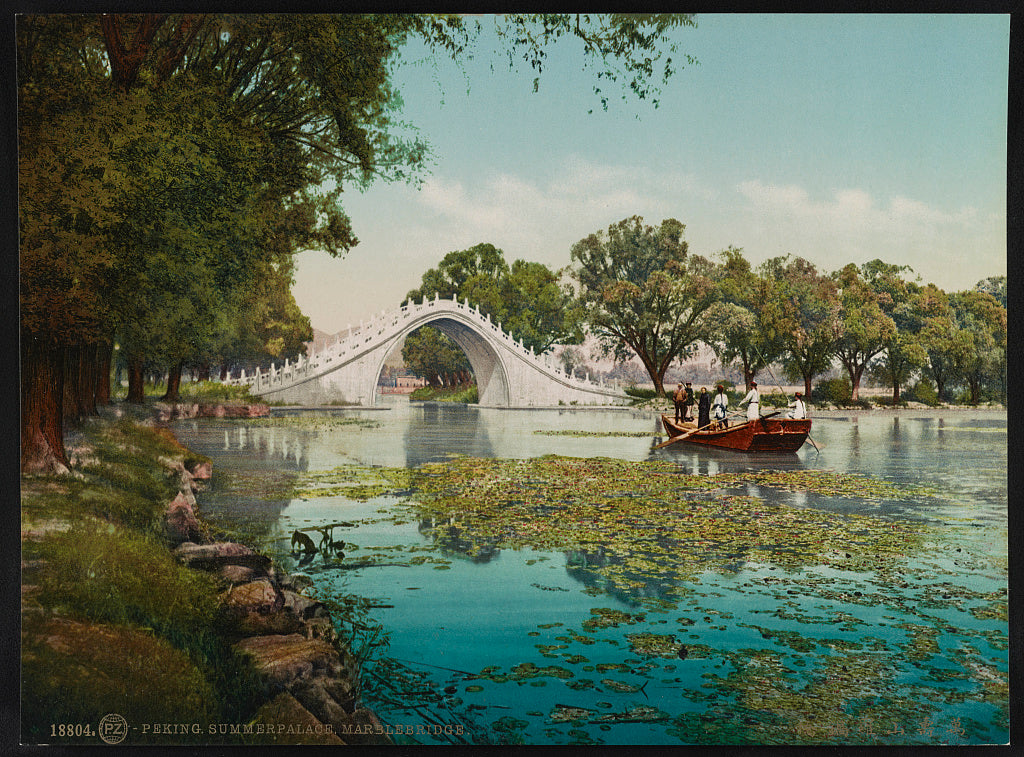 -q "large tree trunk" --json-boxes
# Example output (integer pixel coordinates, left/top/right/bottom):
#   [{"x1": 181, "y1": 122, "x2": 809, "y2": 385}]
[
  {"x1": 845, "y1": 362, "x2": 865, "y2": 401},
  {"x1": 162, "y1": 361, "x2": 183, "y2": 402},
  {"x1": 79, "y1": 342, "x2": 98, "y2": 416},
  {"x1": 95, "y1": 342, "x2": 113, "y2": 405},
  {"x1": 21, "y1": 339, "x2": 70, "y2": 474},
  {"x1": 892, "y1": 380, "x2": 901, "y2": 404},
  {"x1": 126, "y1": 357, "x2": 146, "y2": 403},
  {"x1": 804, "y1": 374, "x2": 813, "y2": 399},
  {"x1": 62, "y1": 344, "x2": 85, "y2": 422}
]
